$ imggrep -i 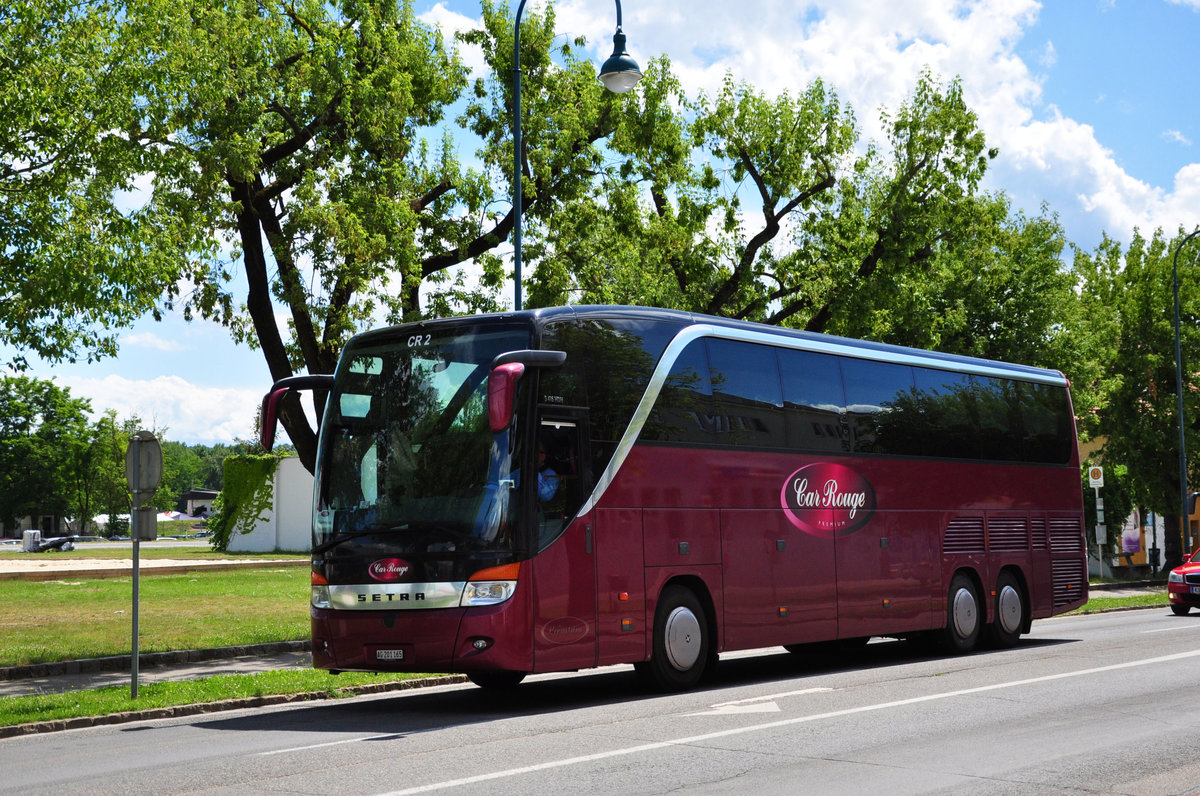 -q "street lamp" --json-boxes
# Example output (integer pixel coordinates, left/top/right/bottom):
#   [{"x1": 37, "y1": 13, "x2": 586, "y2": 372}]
[
  {"x1": 511, "y1": 0, "x2": 642, "y2": 311},
  {"x1": 1173, "y1": 227, "x2": 1200, "y2": 555}
]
